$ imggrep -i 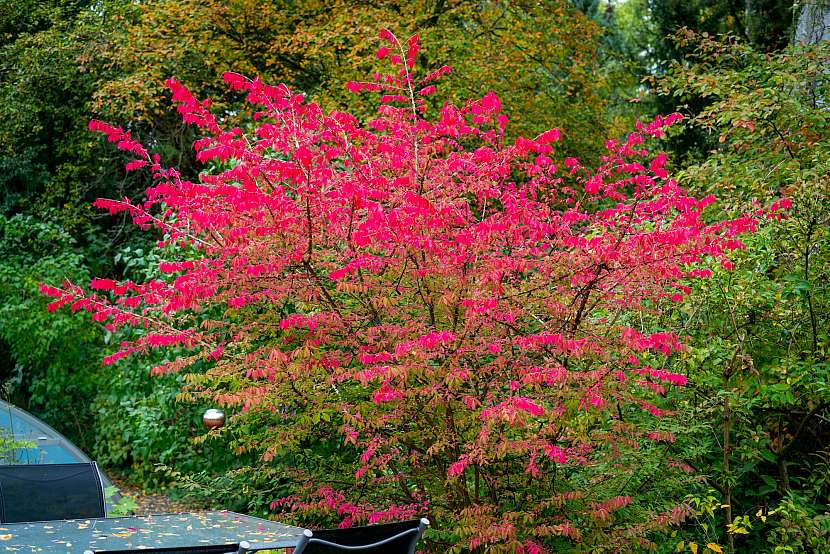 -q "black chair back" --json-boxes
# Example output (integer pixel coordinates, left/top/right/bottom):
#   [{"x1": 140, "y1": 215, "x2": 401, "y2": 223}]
[
  {"x1": 84, "y1": 544, "x2": 238, "y2": 554},
  {"x1": 295, "y1": 518, "x2": 429, "y2": 554},
  {"x1": 0, "y1": 462, "x2": 106, "y2": 522}
]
